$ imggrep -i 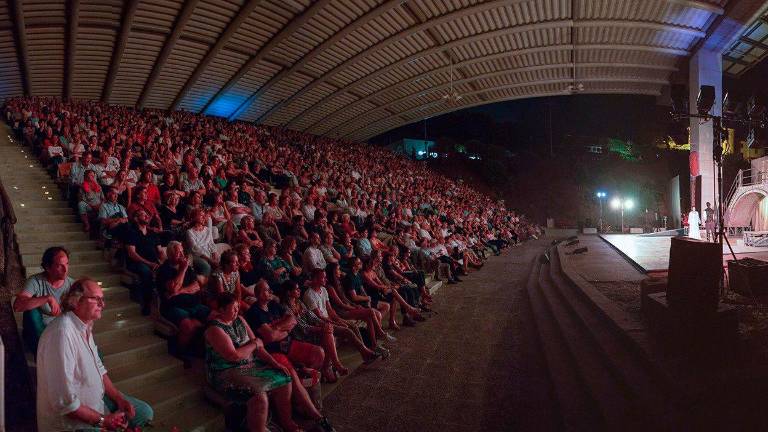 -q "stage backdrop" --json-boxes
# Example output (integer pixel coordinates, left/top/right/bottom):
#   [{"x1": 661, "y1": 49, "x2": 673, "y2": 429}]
[{"x1": 668, "y1": 175, "x2": 682, "y2": 229}]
